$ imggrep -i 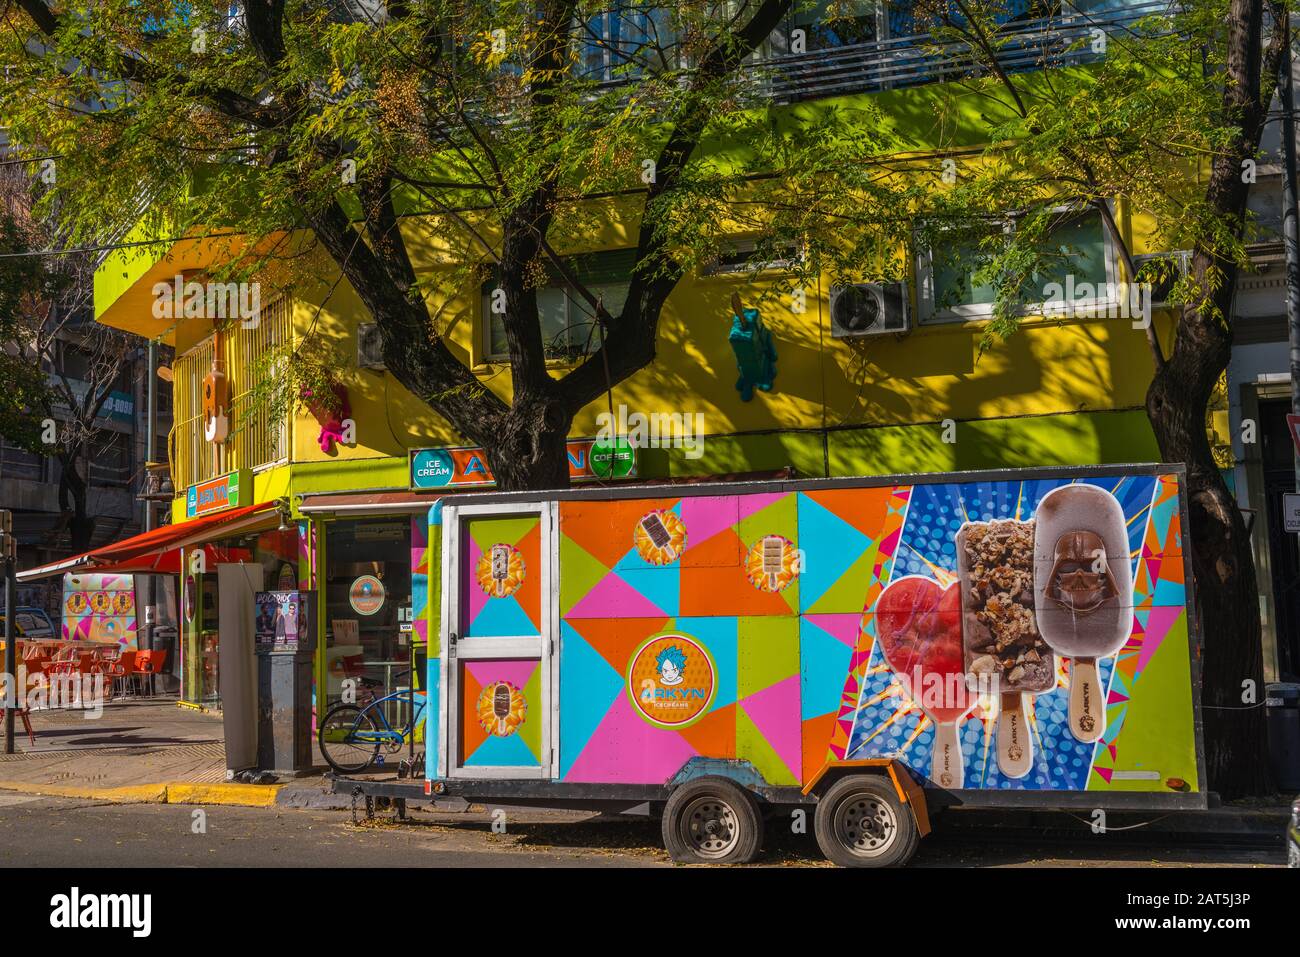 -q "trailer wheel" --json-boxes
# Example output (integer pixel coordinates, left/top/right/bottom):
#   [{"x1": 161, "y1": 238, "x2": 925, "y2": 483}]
[
  {"x1": 814, "y1": 774, "x2": 918, "y2": 868},
  {"x1": 661, "y1": 778, "x2": 764, "y2": 865}
]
